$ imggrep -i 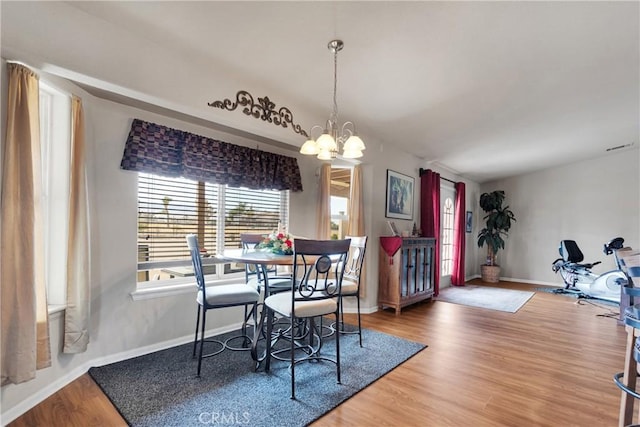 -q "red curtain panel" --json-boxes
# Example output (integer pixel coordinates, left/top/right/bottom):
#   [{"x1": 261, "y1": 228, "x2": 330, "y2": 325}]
[
  {"x1": 420, "y1": 170, "x2": 440, "y2": 296},
  {"x1": 451, "y1": 182, "x2": 466, "y2": 286}
]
